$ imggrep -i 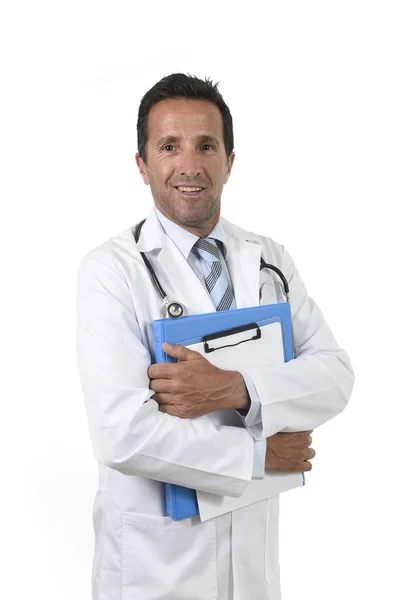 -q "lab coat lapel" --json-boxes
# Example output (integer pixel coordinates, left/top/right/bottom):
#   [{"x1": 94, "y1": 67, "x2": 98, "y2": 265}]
[
  {"x1": 136, "y1": 208, "x2": 215, "y2": 315},
  {"x1": 224, "y1": 232, "x2": 261, "y2": 309},
  {"x1": 135, "y1": 208, "x2": 164, "y2": 253}
]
